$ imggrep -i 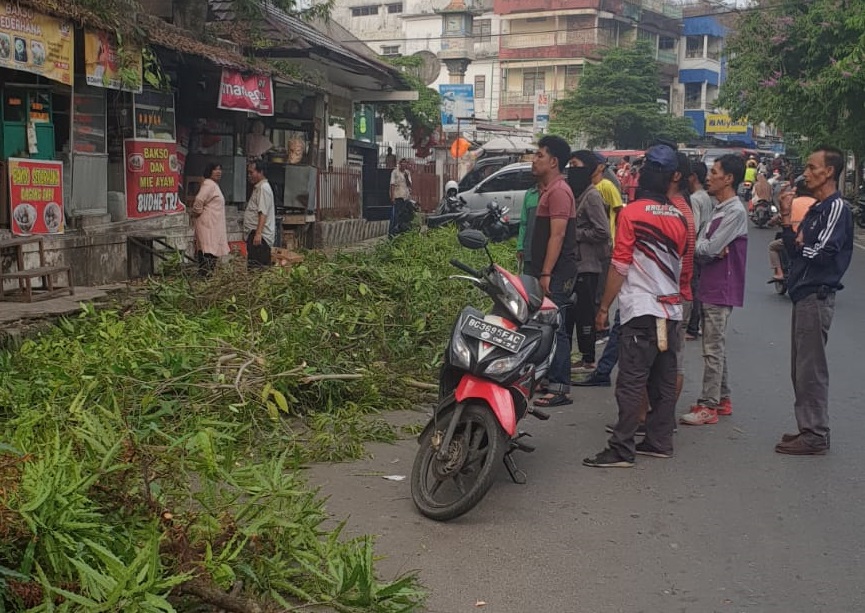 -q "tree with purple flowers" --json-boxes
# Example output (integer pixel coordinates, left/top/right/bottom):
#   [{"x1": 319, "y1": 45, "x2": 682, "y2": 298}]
[{"x1": 720, "y1": 0, "x2": 865, "y2": 187}]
